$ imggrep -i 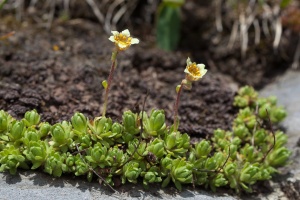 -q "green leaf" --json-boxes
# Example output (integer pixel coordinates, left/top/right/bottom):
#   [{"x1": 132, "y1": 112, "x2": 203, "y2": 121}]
[
  {"x1": 0, "y1": 0, "x2": 8, "y2": 11},
  {"x1": 163, "y1": 0, "x2": 185, "y2": 7},
  {"x1": 174, "y1": 180, "x2": 182, "y2": 191},
  {"x1": 156, "y1": 4, "x2": 181, "y2": 51},
  {"x1": 162, "y1": 176, "x2": 171, "y2": 188},
  {"x1": 280, "y1": 0, "x2": 292, "y2": 8}
]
